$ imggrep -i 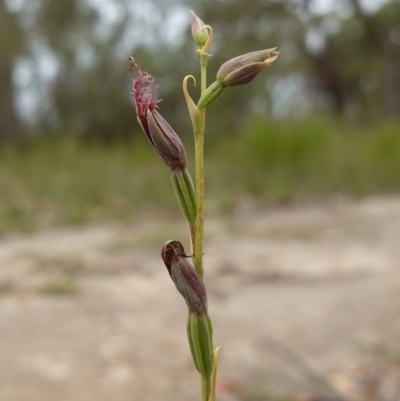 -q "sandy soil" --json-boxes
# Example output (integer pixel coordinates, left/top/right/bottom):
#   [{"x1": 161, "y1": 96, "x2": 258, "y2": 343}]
[{"x1": 0, "y1": 196, "x2": 399, "y2": 401}]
